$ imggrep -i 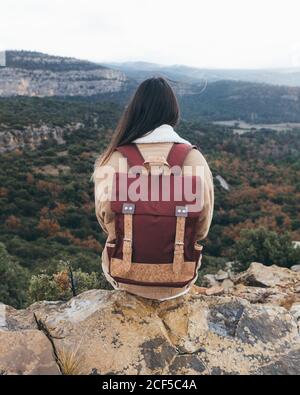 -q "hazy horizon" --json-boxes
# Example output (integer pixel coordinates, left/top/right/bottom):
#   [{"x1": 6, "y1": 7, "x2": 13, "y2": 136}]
[
  {"x1": 100, "y1": 60, "x2": 300, "y2": 72},
  {"x1": 1, "y1": 0, "x2": 300, "y2": 70},
  {"x1": 4, "y1": 49, "x2": 300, "y2": 71}
]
